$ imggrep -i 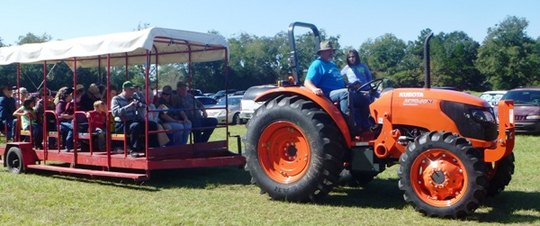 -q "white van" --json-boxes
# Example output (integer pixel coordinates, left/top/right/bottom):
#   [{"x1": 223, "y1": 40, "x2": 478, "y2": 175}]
[
  {"x1": 479, "y1": 90, "x2": 507, "y2": 107},
  {"x1": 239, "y1": 85, "x2": 277, "y2": 122}
]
